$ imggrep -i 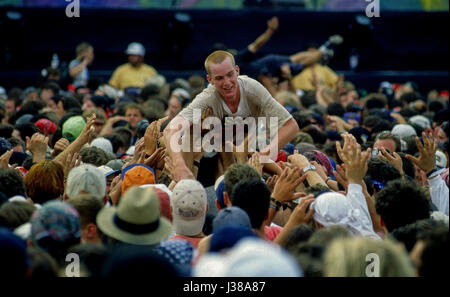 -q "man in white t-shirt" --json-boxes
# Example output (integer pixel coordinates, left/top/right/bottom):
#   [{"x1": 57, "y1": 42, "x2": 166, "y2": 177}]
[{"x1": 164, "y1": 50, "x2": 299, "y2": 180}]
